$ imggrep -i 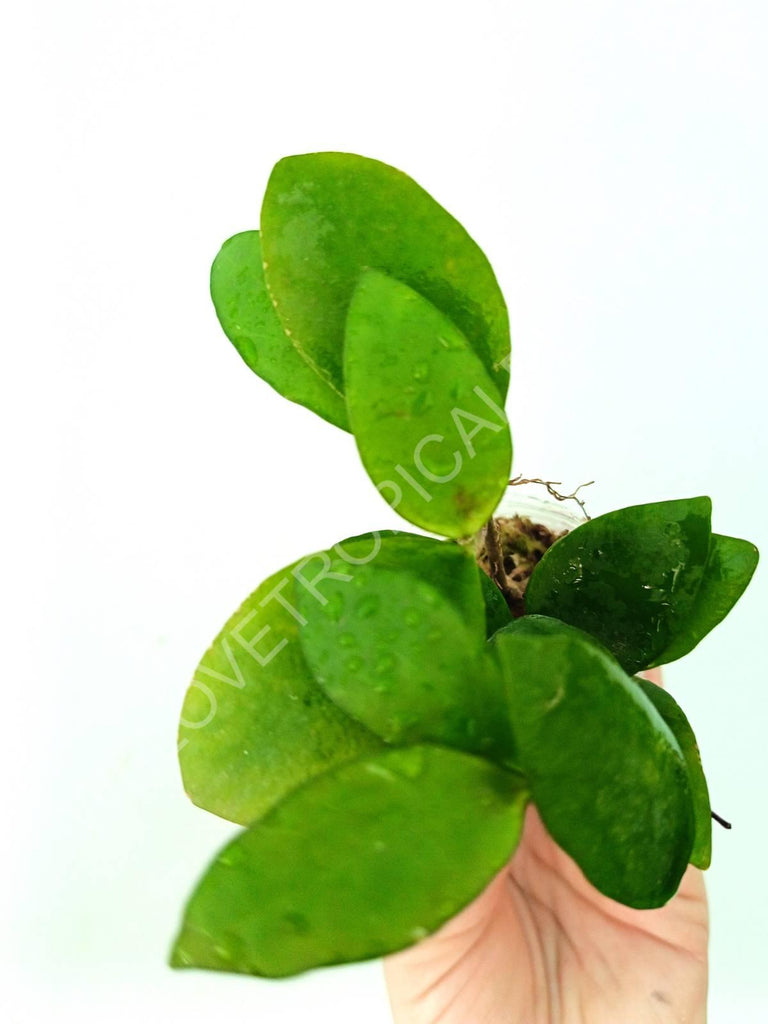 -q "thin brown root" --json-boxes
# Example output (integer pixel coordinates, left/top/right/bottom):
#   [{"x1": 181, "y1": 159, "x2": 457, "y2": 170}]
[{"x1": 509, "y1": 476, "x2": 595, "y2": 520}]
